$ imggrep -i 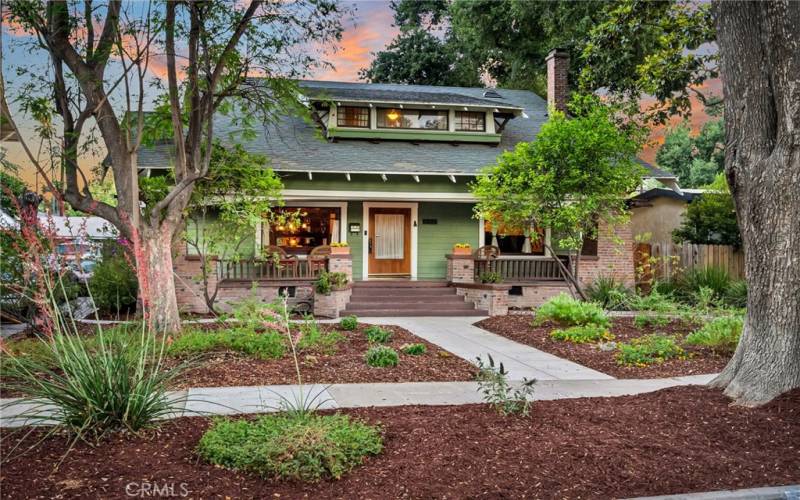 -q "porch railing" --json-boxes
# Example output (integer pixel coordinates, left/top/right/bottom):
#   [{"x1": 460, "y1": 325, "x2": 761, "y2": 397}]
[
  {"x1": 474, "y1": 256, "x2": 568, "y2": 283},
  {"x1": 216, "y1": 257, "x2": 326, "y2": 281}
]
